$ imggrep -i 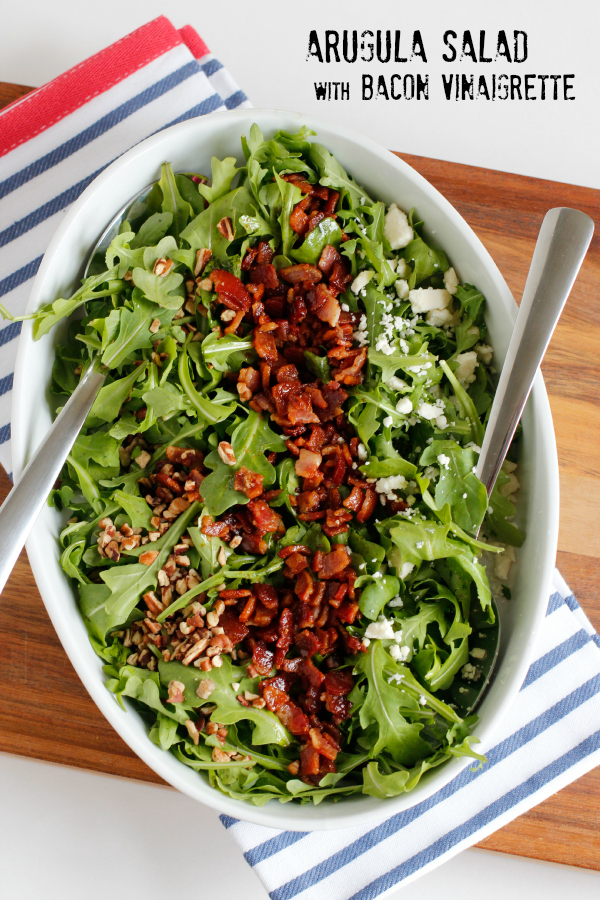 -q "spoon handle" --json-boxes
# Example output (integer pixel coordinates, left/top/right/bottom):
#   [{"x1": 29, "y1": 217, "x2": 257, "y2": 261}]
[
  {"x1": 476, "y1": 207, "x2": 594, "y2": 496},
  {"x1": 0, "y1": 359, "x2": 105, "y2": 595}
]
